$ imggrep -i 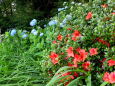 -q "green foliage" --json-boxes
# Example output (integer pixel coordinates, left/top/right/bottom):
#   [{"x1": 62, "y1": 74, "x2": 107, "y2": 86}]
[{"x1": 0, "y1": 0, "x2": 115, "y2": 86}]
